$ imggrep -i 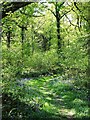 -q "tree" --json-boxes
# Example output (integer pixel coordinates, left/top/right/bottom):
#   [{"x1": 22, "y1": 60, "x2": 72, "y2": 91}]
[
  {"x1": 55, "y1": 2, "x2": 64, "y2": 54},
  {"x1": 41, "y1": 1, "x2": 73, "y2": 55},
  {"x1": 2, "y1": 2, "x2": 32, "y2": 18}
]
